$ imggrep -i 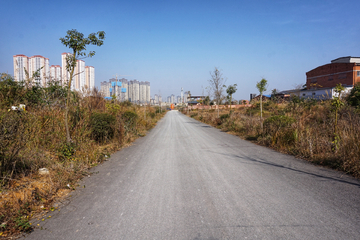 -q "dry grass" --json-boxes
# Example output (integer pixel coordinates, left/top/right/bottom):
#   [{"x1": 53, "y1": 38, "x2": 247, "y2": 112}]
[
  {"x1": 0, "y1": 79, "x2": 166, "y2": 238},
  {"x1": 184, "y1": 100, "x2": 360, "y2": 179}
]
